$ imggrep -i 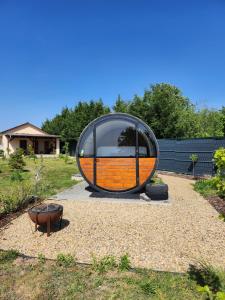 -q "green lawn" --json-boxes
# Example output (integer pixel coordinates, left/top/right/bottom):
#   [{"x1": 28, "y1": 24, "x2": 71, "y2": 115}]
[
  {"x1": 0, "y1": 250, "x2": 202, "y2": 300},
  {"x1": 0, "y1": 157, "x2": 78, "y2": 214}
]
